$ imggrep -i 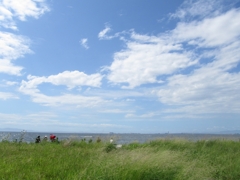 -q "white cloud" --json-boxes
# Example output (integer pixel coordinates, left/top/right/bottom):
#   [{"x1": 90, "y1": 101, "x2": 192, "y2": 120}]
[
  {"x1": 0, "y1": 32, "x2": 32, "y2": 75},
  {"x1": 84, "y1": 89, "x2": 144, "y2": 99},
  {"x1": 105, "y1": 1, "x2": 240, "y2": 90},
  {"x1": 0, "y1": 5, "x2": 16, "y2": 30},
  {"x1": 98, "y1": 109, "x2": 134, "y2": 114},
  {"x1": 0, "y1": 59, "x2": 23, "y2": 75},
  {"x1": 98, "y1": 22, "x2": 134, "y2": 42},
  {"x1": 5, "y1": 81, "x2": 18, "y2": 86},
  {"x1": 125, "y1": 112, "x2": 156, "y2": 119},
  {"x1": 156, "y1": 41, "x2": 240, "y2": 114},
  {"x1": 0, "y1": 80, "x2": 18, "y2": 87},
  {"x1": 0, "y1": 32, "x2": 32, "y2": 59},
  {"x1": 25, "y1": 70, "x2": 103, "y2": 90},
  {"x1": 0, "y1": 112, "x2": 129, "y2": 132},
  {"x1": 0, "y1": 0, "x2": 49, "y2": 30},
  {"x1": 0, "y1": 1, "x2": 49, "y2": 76},
  {"x1": 153, "y1": 6, "x2": 240, "y2": 114},
  {"x1": 98, "y1": 24, "x2": 123, "y2": 40},
  {"x1": 19, "y1": 71, "x2": 105, "y2": 107},
  {"x1": 0, "y1": 91, "x2": 18, "y2": 100},
  {"x1": 172, "y1": 9, "x2": 240, "y2": 47},
  {"x1": 170, "y1": 0, "x2": 223, "y2": 20},
  {"x1": 104, "y1": 1, "x2": 240, "y2": 115},
  {"x1": 80, "y1": 38, "x2": 89, "y2": 49},
  {"x1": 98, "y1": 25, "x2": 111, "y2": 39},
  {"x1": 126, "y1": 98, "x2": 135, "y2": 102},
  {"x1": 28, "y1": 93, "x2": 105, "y2": 107},
  {"x1": 106, "y1": 32, "x2": 197, "y2": 89},
  {"x1": 106, "y1": 9, "x2": 240, "y2": 88}
]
